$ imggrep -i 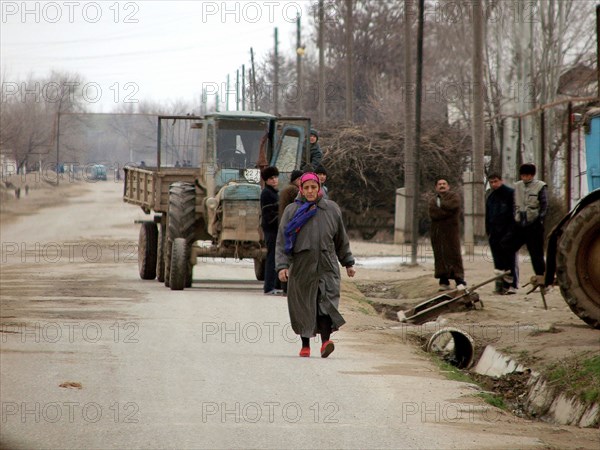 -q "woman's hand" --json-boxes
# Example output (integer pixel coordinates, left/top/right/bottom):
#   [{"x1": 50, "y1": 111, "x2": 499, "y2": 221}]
[
  {"x1": 346, "y1": 266, "x2": 356, "y2": 278},
  {"x1": 278, "y1": 268, "x2": 289, "y2": 282}
]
